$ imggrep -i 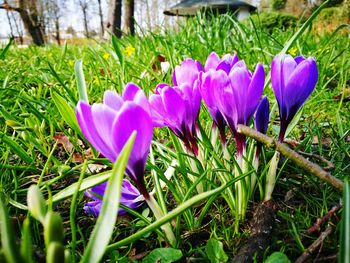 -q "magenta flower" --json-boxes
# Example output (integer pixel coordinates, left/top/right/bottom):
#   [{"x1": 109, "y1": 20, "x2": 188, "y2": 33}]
[
  {"x1": 200, "y1": 60, "x2": 265, "y2": 154},
  {"x1": 199, "y1": 52, "x2": 239, "y2": 142},
  {"x1": 172, "y1": 58, "x2": 203, "y2": 87},
  {"x1": 84, "y1": 179, "x2": 144, "y2": 216},
  {"x1": 76, "y1": 83, "x2": 153, "y2": 198},
  {"x1": 271, "y1": 55, "x2": 318, "y2": 142},
  {"x1": 204, "y1": 51, "x2": 239, "y2": 74},
  {"x1": 255, "y1": 96, "x2": 270, "y2": 136},
  {"x1": 254, "y1": 96, "x2": 269, "y2": 157},
  {"x1": 150, "y1": 82, "x2": 201, "y2": 155}
]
